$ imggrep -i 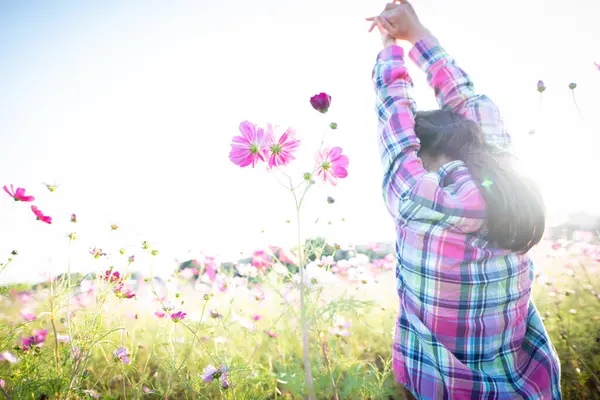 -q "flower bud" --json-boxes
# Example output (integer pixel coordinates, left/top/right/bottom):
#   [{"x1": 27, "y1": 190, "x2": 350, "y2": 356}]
[
  {"x1": 327, "y1": 196, "x2": 335, "y2": 204},
  {"x1": 537, "y1": 80, "x2": 546, "y2": 93},
  {"x1": 569, "y1": 82, "x2": 577, "y2": 90},
  {"x1": 329, "y1": 122, "x2": 338, "y2": 130}
]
